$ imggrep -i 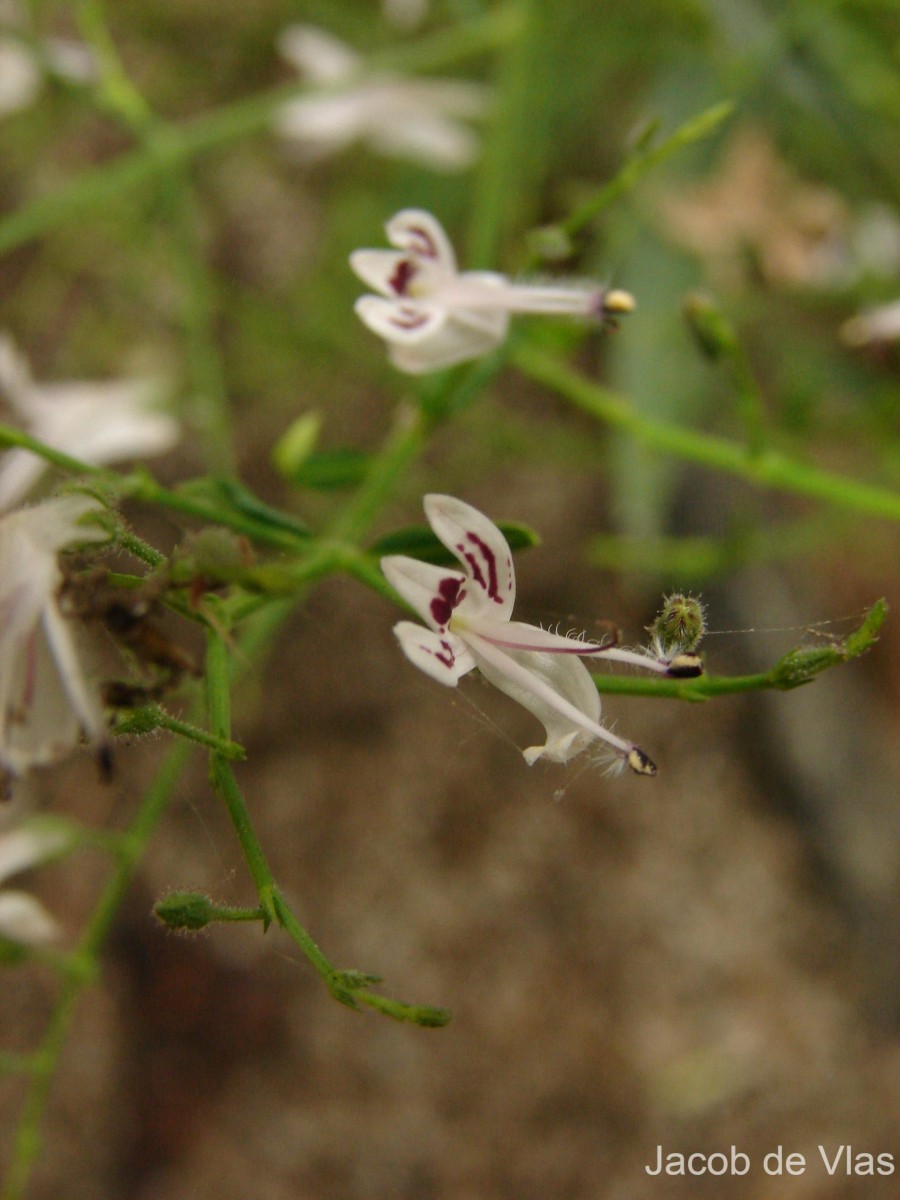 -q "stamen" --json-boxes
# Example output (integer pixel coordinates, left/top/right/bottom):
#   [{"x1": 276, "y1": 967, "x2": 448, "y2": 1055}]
[
  {"x1": 627, "y1": 747, "x2": 657, "y2": 776},
  {"x1": 665, "y1": 653, "x2": 703, "y2": 678}
]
